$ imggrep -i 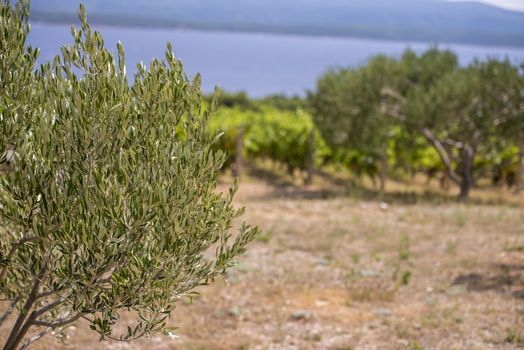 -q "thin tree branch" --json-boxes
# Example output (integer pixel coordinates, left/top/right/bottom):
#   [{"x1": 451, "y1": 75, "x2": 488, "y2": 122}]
[
  {"x1": 35, "y1": 289, "x2": 62, "y2": 300},
  {"x1": 19, "y1": 327, "x2": 51, "y2": 350},
  {"x1": 5, "y1": 312, "x2": 80, "y2": 350},
  {"x1": 5, "y1": 262, "x2": 97, "y2": 347},
  {"x1": 103, "y1": 312, "x2": 163, "y2": 343},
  {"x1": 419, "y1": 128, "x2": 462, "y2": 185},
  {"x1": 29, "y1": 313, "x2": 81, "y2": 329},
  {"x1": 105, "y1": 331, "x2": 149, "y2": 342},
  {"x1": 443, "y1": 138, "x2": 464, "y2": 149},
  {"x1": 0, "y1": 295, "x2": 20, "y2": 327},
  {"x1": 31, "y1": 299, "x2": 65, "y2": 319},
  {"x1": 3, "y1": 255, "x2": 49, "y2": 350}
]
